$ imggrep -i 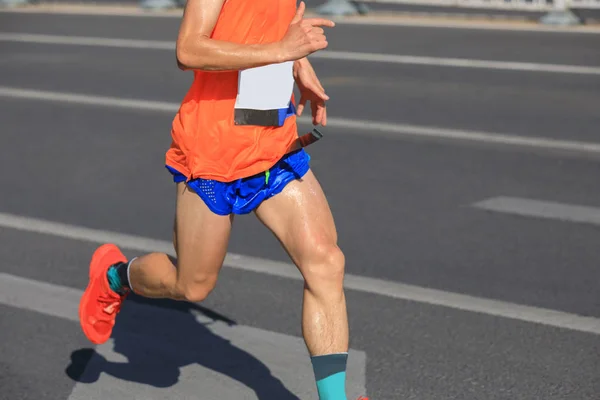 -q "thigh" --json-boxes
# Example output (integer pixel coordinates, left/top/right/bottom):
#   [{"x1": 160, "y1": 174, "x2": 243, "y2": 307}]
[
  {"x1": 254, "y1": 169, "x2": 338, "y2": 268},
  {"x1": 174, "y1": 182, "x2": 233, "y2": 283}
]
